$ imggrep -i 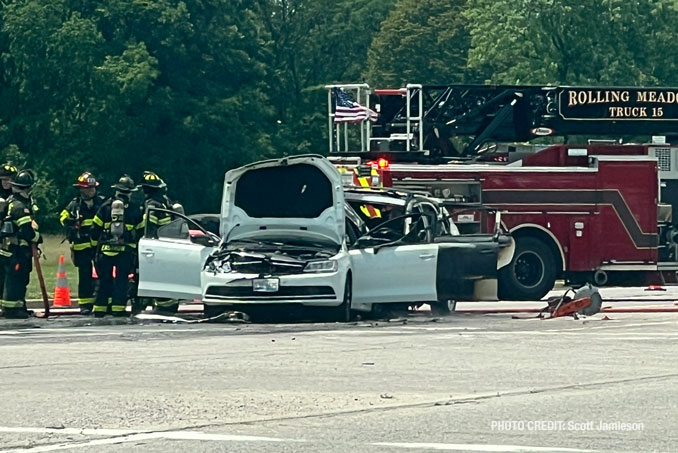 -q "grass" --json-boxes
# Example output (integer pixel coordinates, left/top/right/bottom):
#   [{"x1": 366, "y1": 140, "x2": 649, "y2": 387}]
[{"x1": 26, "y1": 235, "x2": 79, "y2": 300}]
